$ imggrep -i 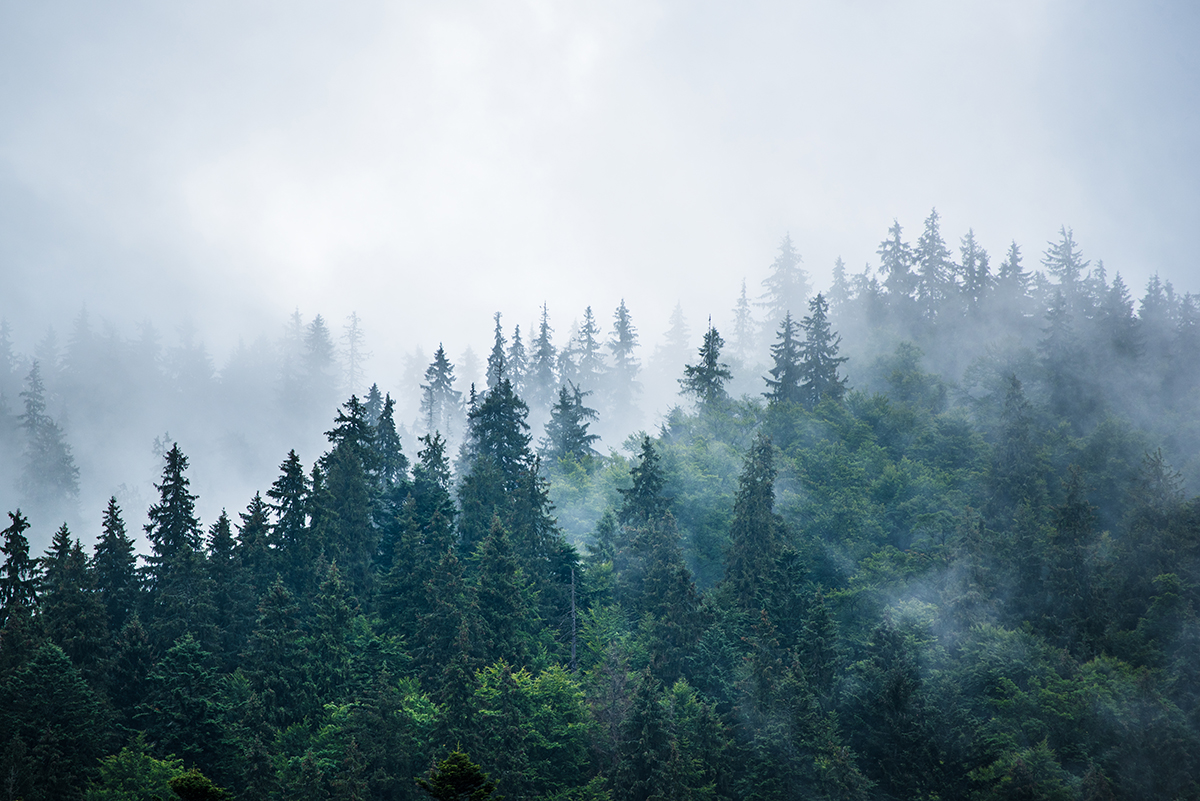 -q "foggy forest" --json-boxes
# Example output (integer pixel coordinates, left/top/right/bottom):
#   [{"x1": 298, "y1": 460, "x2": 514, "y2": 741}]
[{"x1": 6, "y1": 215, "x2": 1200, "y2": 800}]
